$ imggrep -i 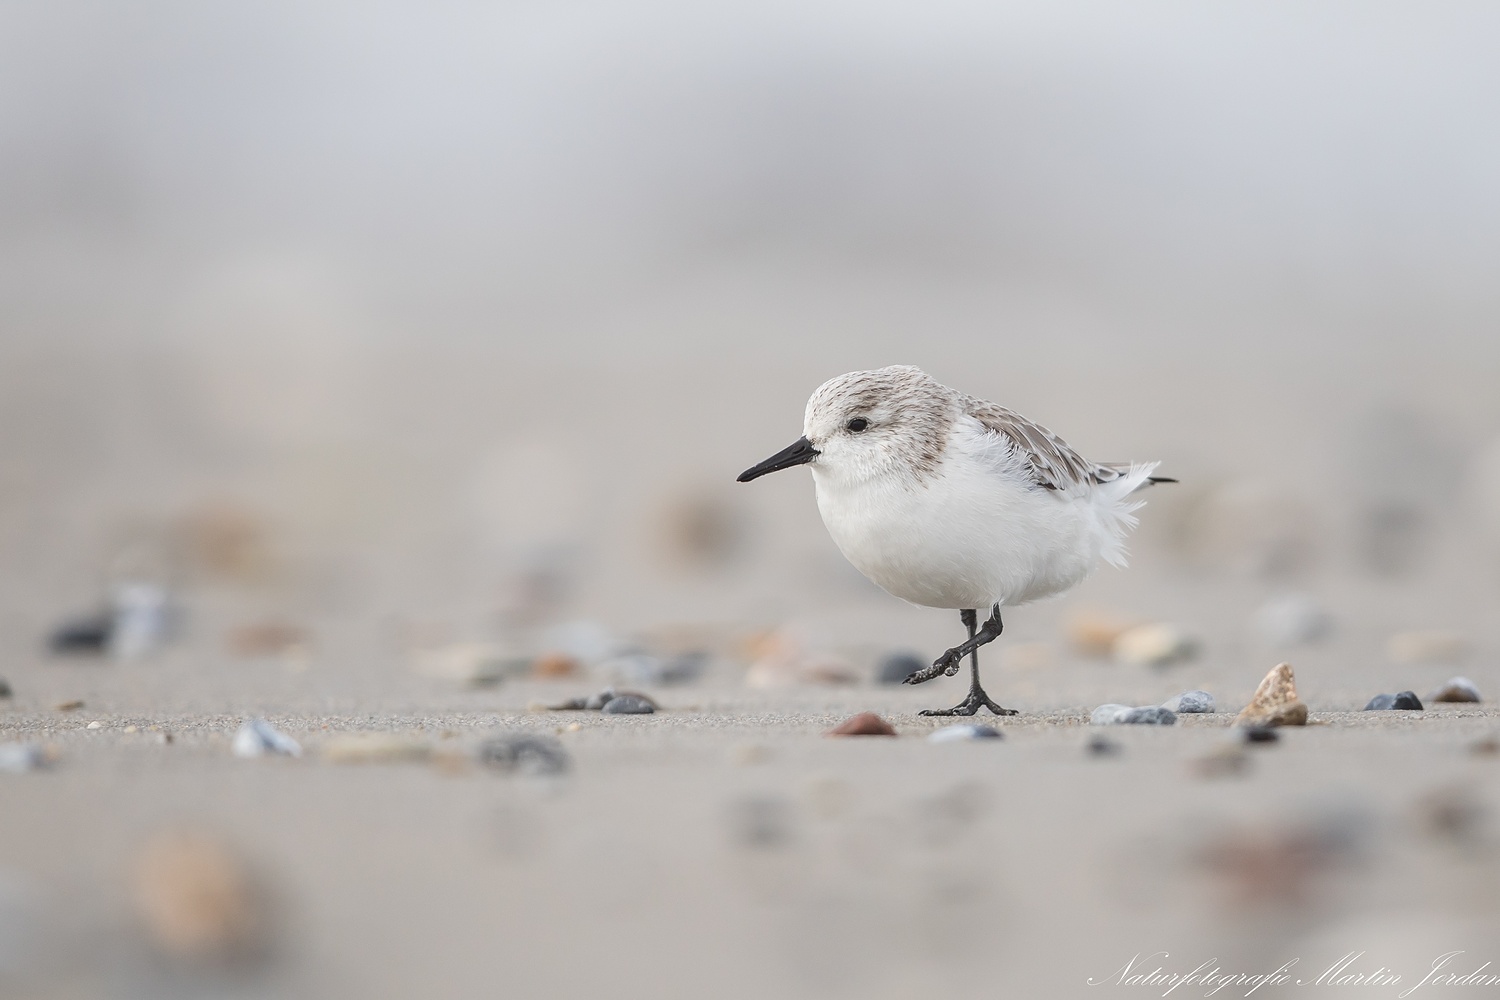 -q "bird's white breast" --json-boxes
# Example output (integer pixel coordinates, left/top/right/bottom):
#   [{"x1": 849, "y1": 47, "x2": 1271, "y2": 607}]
[{"x1": 811, "y1": 417, "x2": 1106, "y2": 609}]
